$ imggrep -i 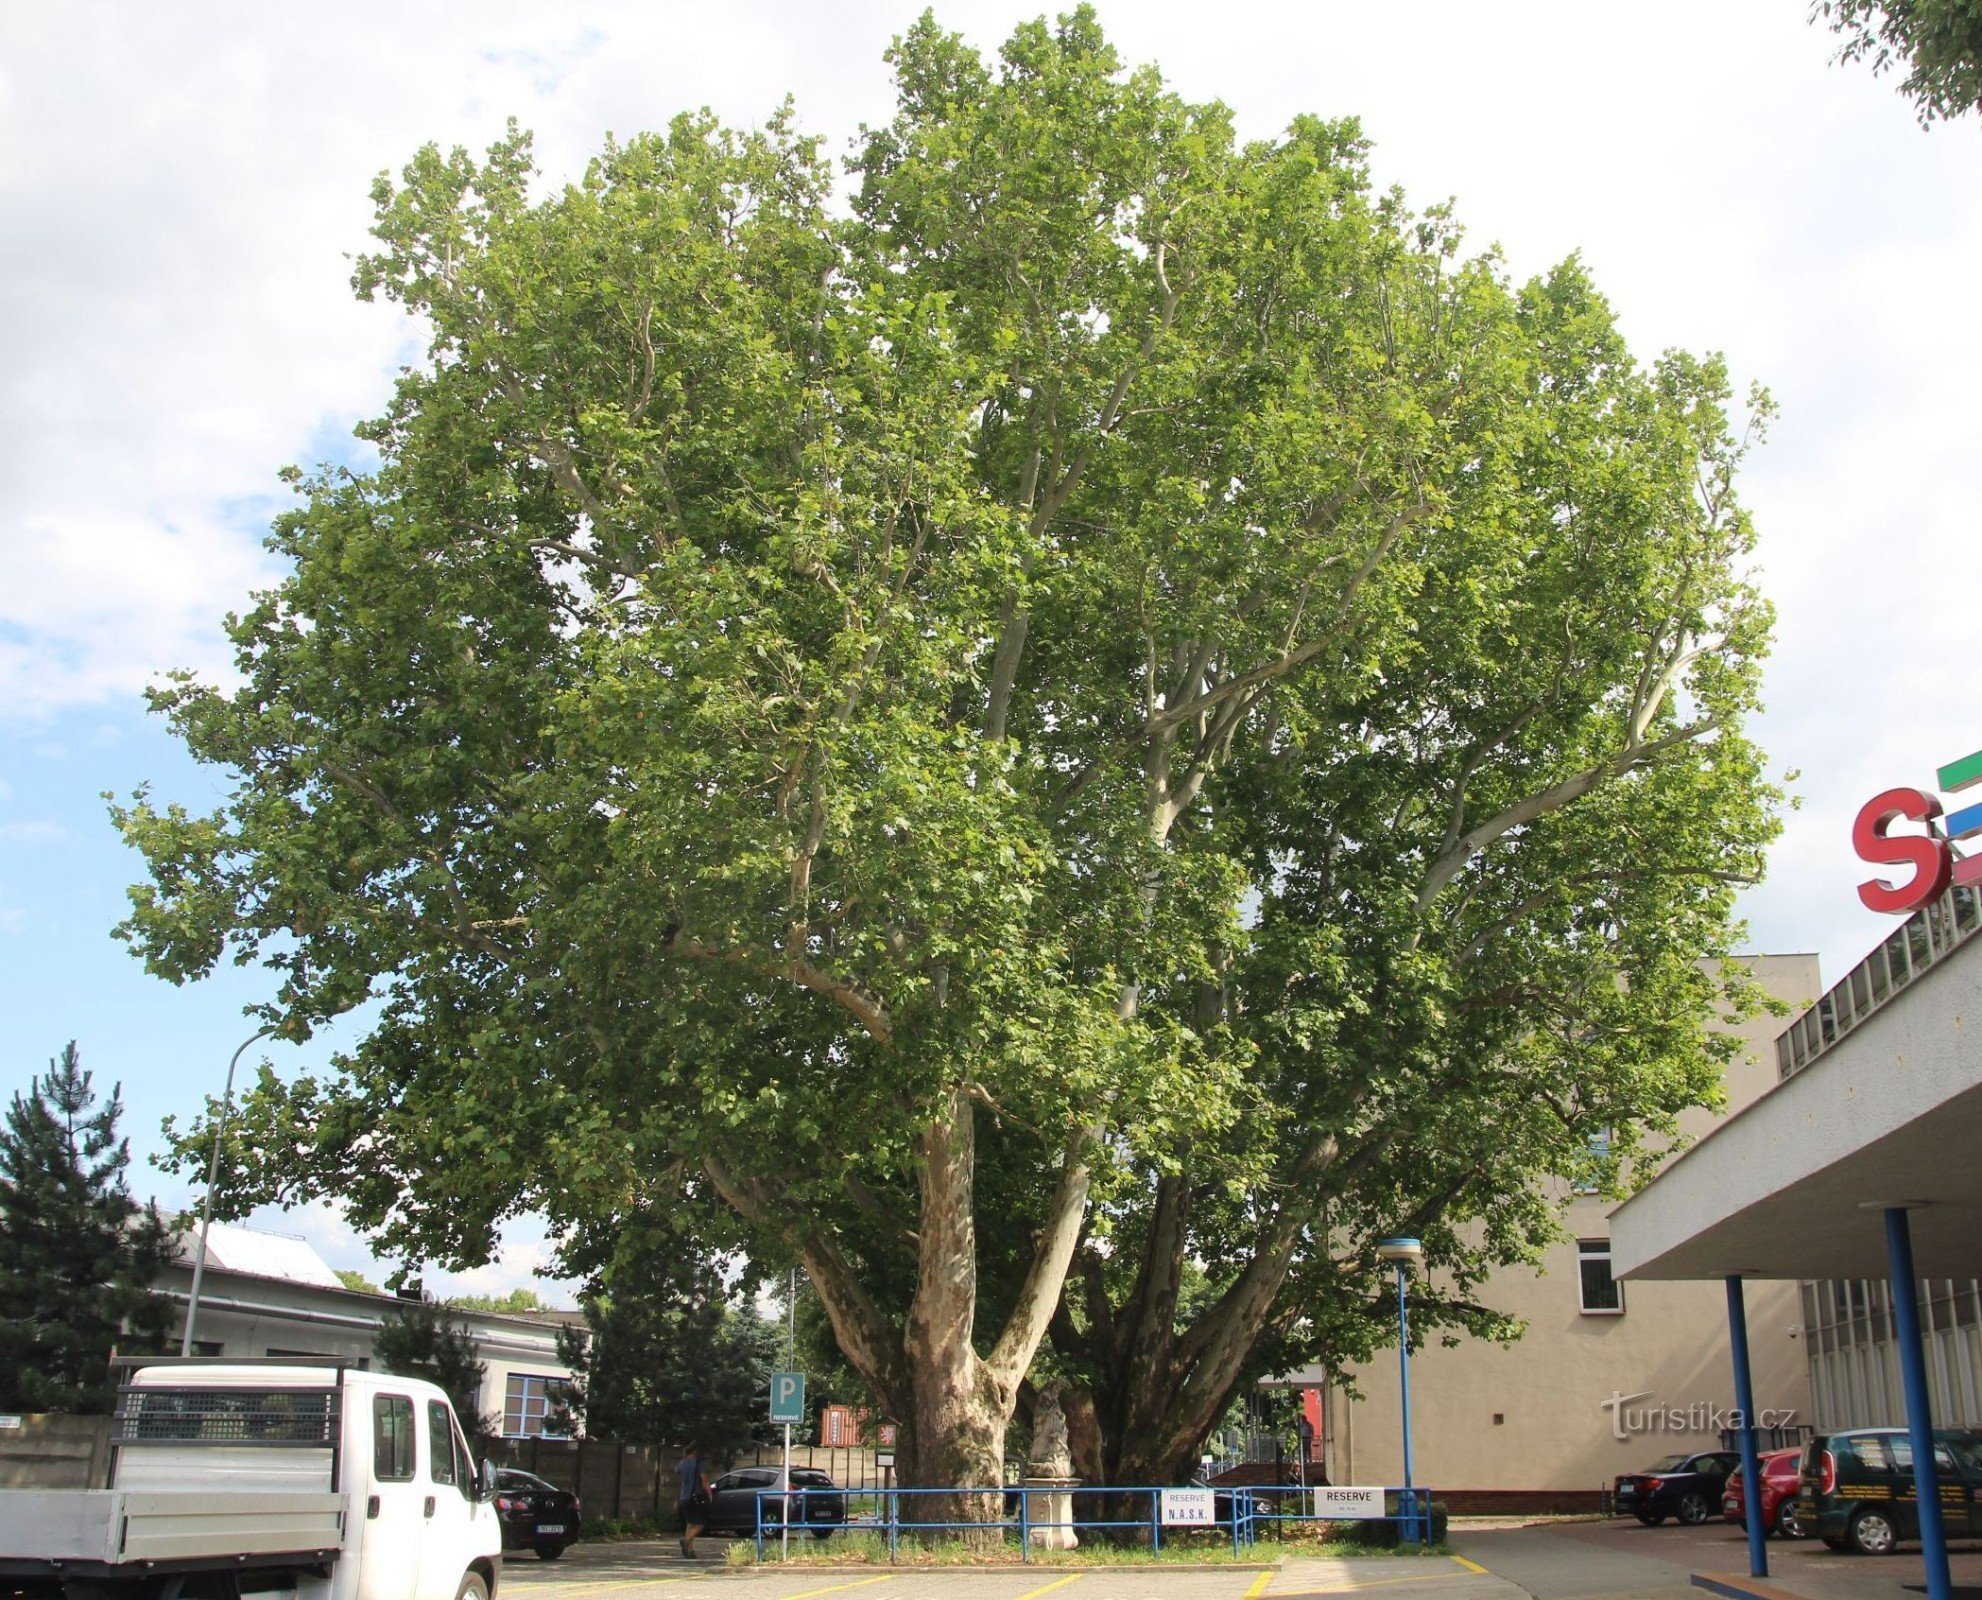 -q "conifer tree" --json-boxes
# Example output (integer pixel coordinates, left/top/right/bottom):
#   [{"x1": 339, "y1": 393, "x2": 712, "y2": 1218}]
[
  {"x1": 0, "y1": 1043, "x2": 173, "y2": 1413},
  {"x1": 374, "y1": 1299, "x2": 493, "y2": 1448}
]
